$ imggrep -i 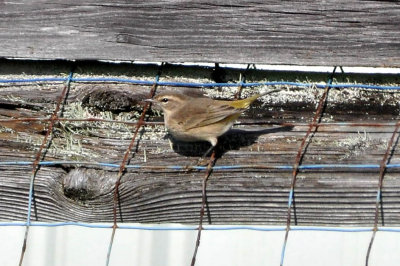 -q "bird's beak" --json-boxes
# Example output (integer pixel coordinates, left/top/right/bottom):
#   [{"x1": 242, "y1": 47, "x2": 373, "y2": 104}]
[{"x1": 144, "y1": 98, "x2": 156, "y2": 103}]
